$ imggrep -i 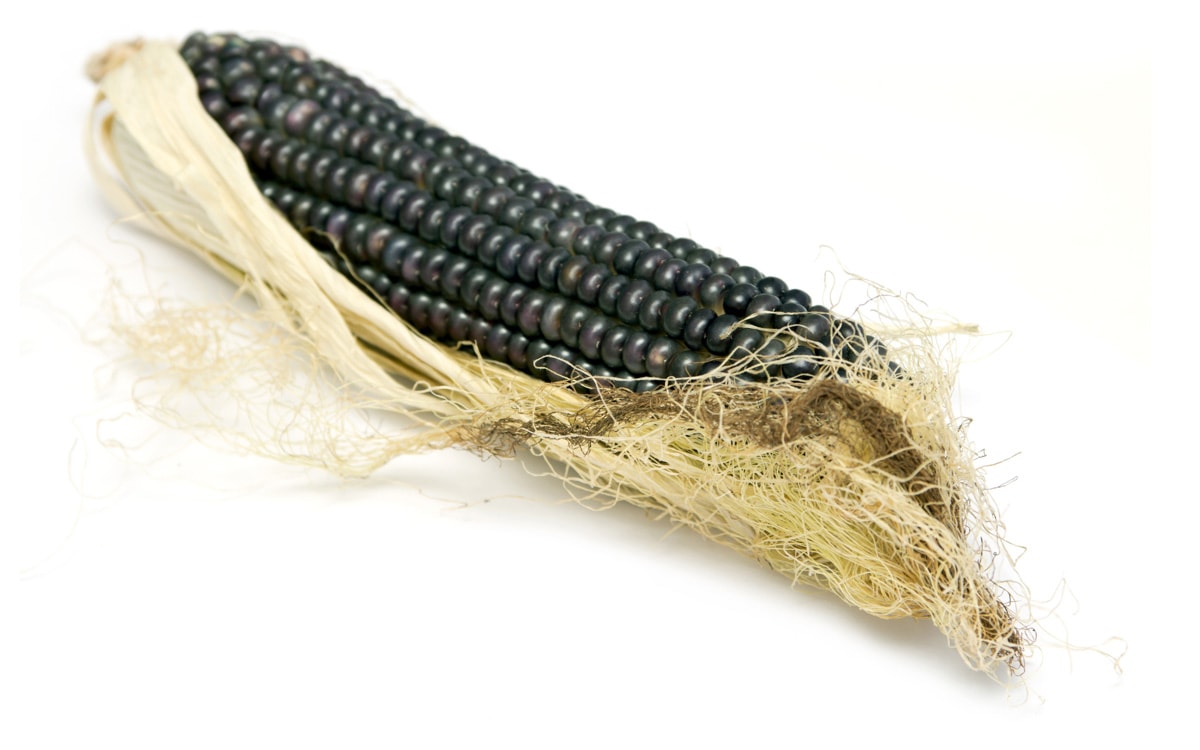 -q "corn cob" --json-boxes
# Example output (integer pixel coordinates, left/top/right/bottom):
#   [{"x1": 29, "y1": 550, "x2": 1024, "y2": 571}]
[
  {"x1": 178, "y1": 31, "x2": 882, "y2": 390},
  {"x1": 86, "y1": 35, "x2": 1027, "y2": 676}
]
